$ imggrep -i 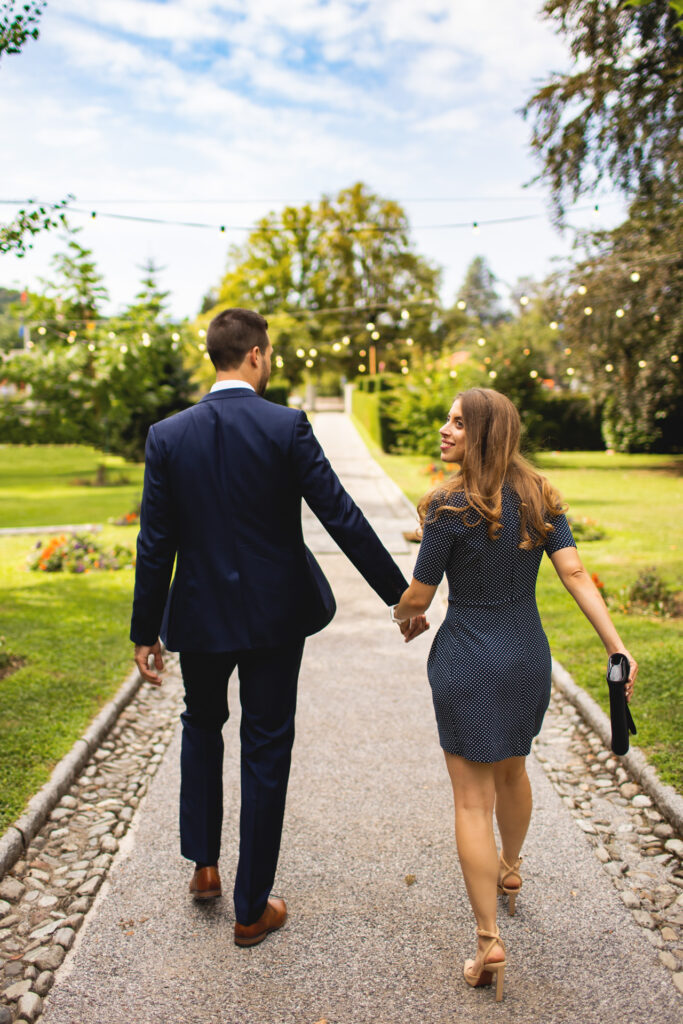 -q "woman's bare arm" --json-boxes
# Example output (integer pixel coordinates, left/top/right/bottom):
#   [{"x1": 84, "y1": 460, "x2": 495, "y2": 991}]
[{"x1": 549, "y1": 547, "x2": 637, "y2": 698}]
